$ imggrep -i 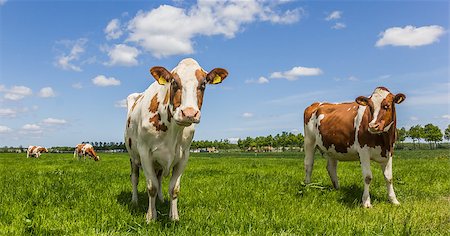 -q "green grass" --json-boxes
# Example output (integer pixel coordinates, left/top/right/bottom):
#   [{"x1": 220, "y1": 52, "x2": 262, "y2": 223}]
[{"x1": 0, "y1": 150, "x2": 449, "y2": 235}]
